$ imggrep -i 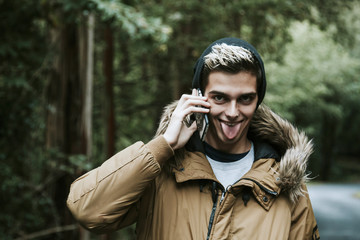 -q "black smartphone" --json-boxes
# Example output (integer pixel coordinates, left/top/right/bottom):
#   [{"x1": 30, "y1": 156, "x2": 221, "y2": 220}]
[{"x1": 183, "y1": 89, "x2": 209, "y2": 141}]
